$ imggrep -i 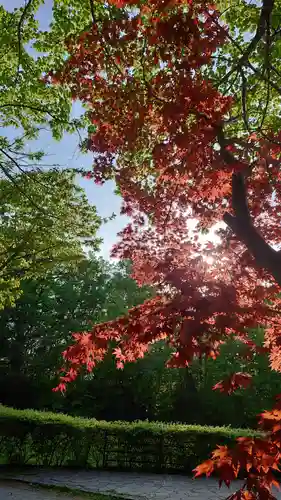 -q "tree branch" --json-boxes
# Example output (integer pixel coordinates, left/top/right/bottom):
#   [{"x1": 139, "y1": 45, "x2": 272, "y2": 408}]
[
  {"x1": 207, "y1": 1, "x2": 281, "y2": 98},
  {"x1": 89, "y1": 0, "x2": 96, "y2": 24},
  {"x1": 223, "y1": 173, "x2": 281, "y2": 287},
  {"x1": 15, "y1": 0, "x2": 34, "y2": 85},
  {"x1": 217, "y1": 0, "x2": 275, "y2": 85}
]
